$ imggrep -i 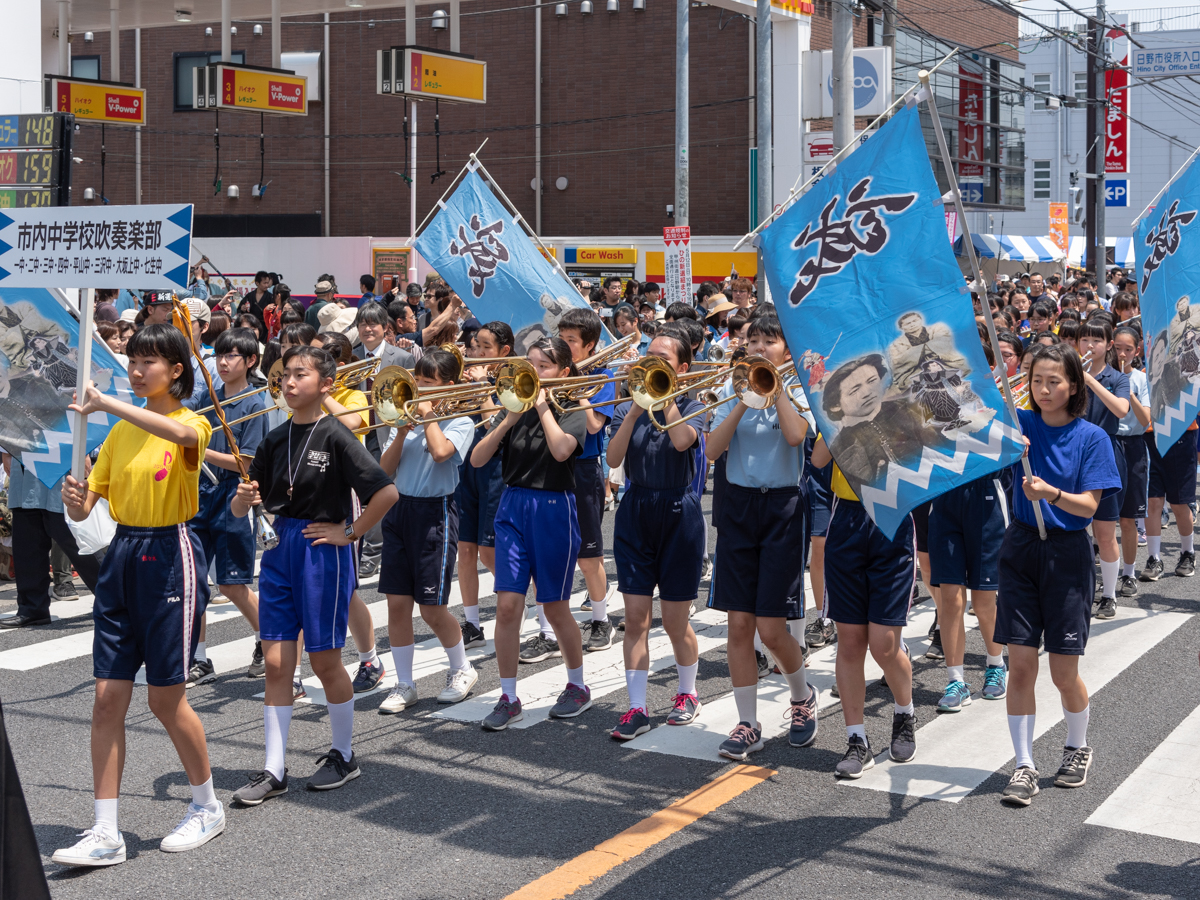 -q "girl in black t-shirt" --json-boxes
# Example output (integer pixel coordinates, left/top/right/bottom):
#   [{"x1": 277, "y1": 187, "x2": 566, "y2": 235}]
[{"x1": 470, "y1": 337, "x2": 591, "y2": 731}]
